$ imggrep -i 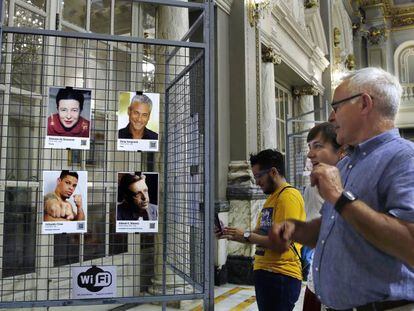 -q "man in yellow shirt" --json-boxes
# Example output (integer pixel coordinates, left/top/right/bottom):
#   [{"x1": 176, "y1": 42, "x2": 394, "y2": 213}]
[{"x1": 222, "y1": 149, "x2": 305, "y2": 311}]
